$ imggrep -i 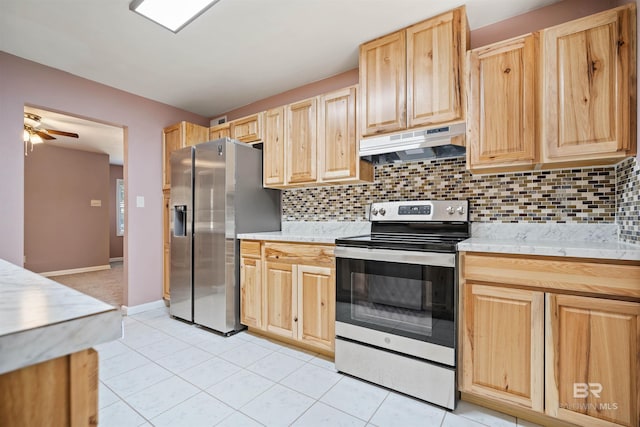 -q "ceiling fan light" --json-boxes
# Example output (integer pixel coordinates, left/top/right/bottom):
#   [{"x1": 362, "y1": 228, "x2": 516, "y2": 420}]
[
  {"x1": 23, "y1": 129, "x2": 30, "y2": 143},
  {"x1": 30, "y1": 133, "x2": 43, "y2": 144},
  {"x1": 129, "y1": 0, "x2": 221, "y2": 33}
]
